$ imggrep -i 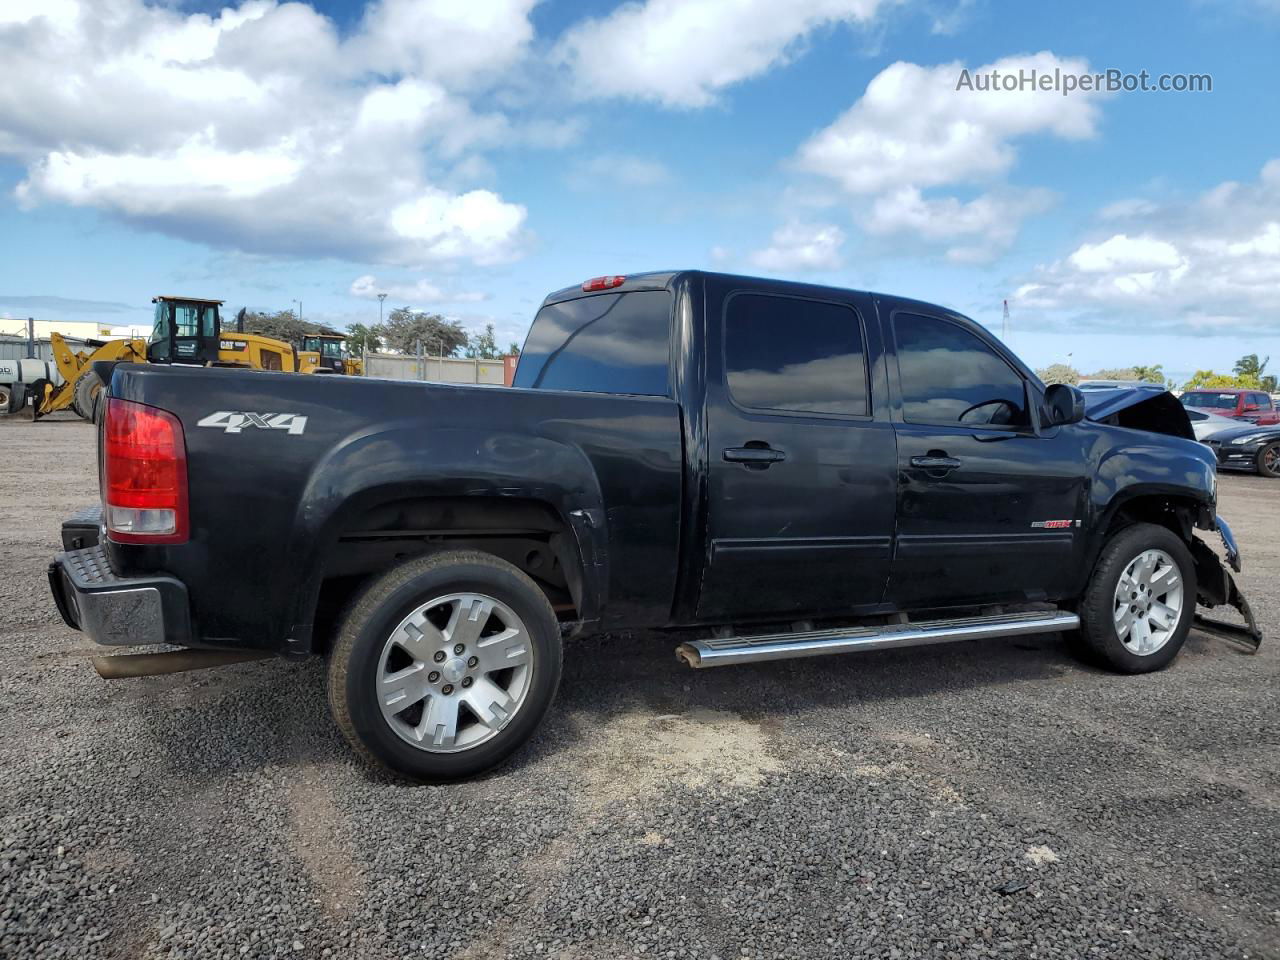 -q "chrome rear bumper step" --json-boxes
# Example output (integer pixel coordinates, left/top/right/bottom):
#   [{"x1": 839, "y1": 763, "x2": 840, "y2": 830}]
[{"x1": 675, "y1": 610, "x2": 1080, "y2": 669}]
